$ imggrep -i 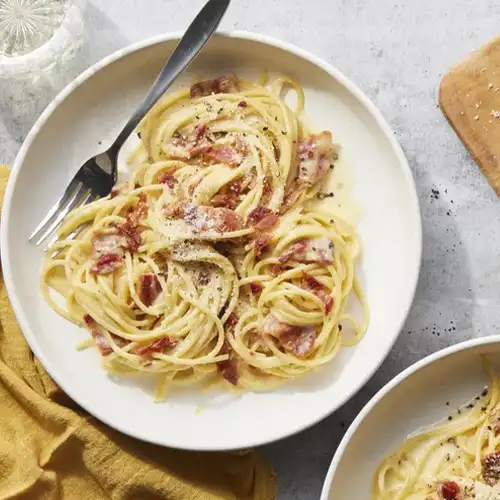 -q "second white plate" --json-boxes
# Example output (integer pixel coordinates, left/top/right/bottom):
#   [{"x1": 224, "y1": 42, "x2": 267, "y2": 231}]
[{"x1": 321, "y1": 338, "x2": 500, "y2": 499}]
